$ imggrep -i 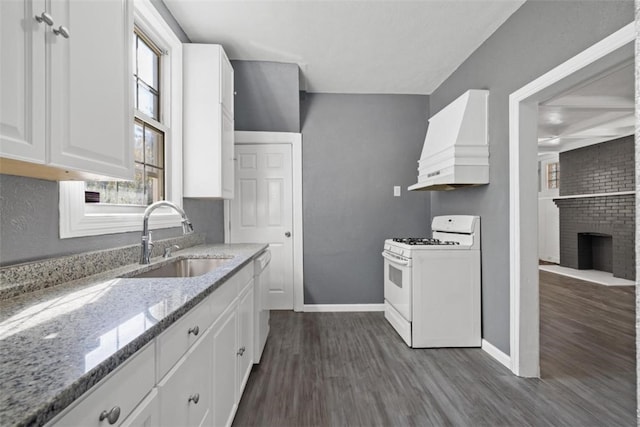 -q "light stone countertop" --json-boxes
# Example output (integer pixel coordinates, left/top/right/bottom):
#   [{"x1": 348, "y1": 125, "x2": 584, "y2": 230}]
[{"x1": 0, "y1": 243, "x2": 268, "y2": 427}]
